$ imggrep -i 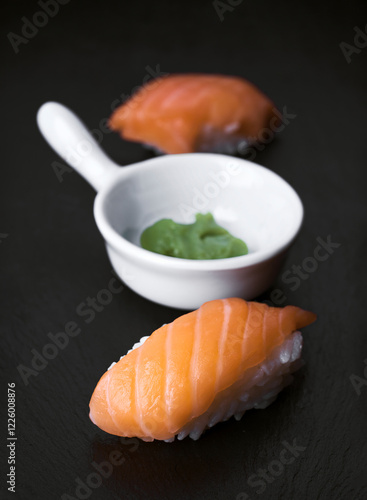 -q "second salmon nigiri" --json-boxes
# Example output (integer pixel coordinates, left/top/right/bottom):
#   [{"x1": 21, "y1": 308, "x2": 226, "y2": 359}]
[
  {"x1": 89, "y1": 298, "x2": 316, "y2": 441},
  {"x1": 109, "y1": 74, "x2": 280, "y2": 154}
]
